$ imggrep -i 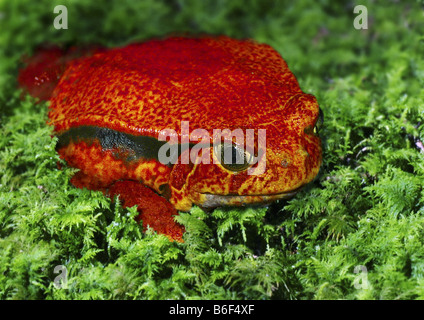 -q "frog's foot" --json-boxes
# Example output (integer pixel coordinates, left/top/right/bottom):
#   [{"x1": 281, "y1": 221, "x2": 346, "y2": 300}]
[{"x1": 107, "y1": 180, "x2": 184, "y2": 242}]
